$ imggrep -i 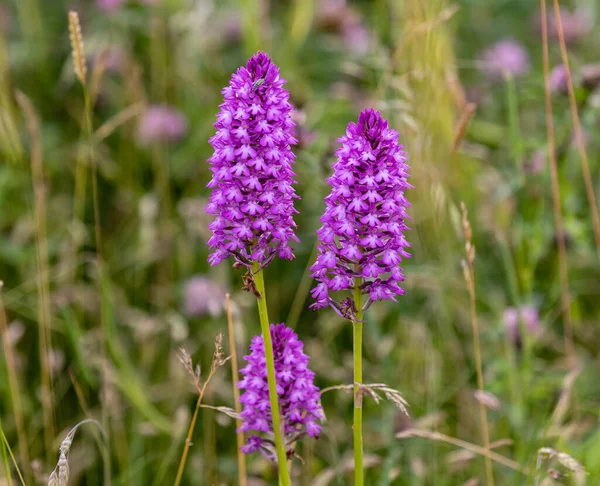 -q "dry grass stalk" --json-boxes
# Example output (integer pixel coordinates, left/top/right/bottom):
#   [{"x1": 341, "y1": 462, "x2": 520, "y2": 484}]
[
  {"x1": 320, "y1": 383, "x2": 409, "y2": 416},
  {"x1": 67, "y1": 11, "x2": 111, "y2": 482},
  {"x1": 540, "y1": 0, "x2": 575, "y2": 369},
  {"x1": 549, "y1": 367, "x2": 580, "y2": 433},
  {"x1": 0, "y1": 283, "x2": 31, "y2": 483},
  {"x1": 460, "y1": 202, "x2": 494, "y2": 486},
  {"x1": 226, "y1": 294, "x2": 247, "y2": 486},
  {"x1": 451, "y1": 102, "x2": 477, "y2": 155},
  {"x1": 397, "y1": 429, "x2": 528, "y2": 474},
  {"x1": 174, "y1": 334, "x2": 230, "y2": 486},
  {"x1": 68, "y1": 11, "x2": 87, "y2": 86},
  {"x1": 93, "y1": 103, "x2": 144, "y2": 143},
  {"x1": 15, "y1": 90, "x2": 55, "y2": 460},
  {"x1": 551, "y1": 0, "x2": 600, "y2": 261}
]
